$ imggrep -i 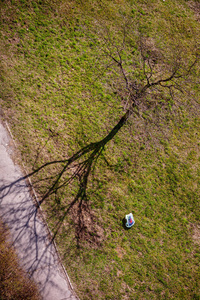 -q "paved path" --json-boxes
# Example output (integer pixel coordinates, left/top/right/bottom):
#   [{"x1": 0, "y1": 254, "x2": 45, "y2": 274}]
[{"x1": 0, "y1": 118, "x2": 78, "y2": 300}]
